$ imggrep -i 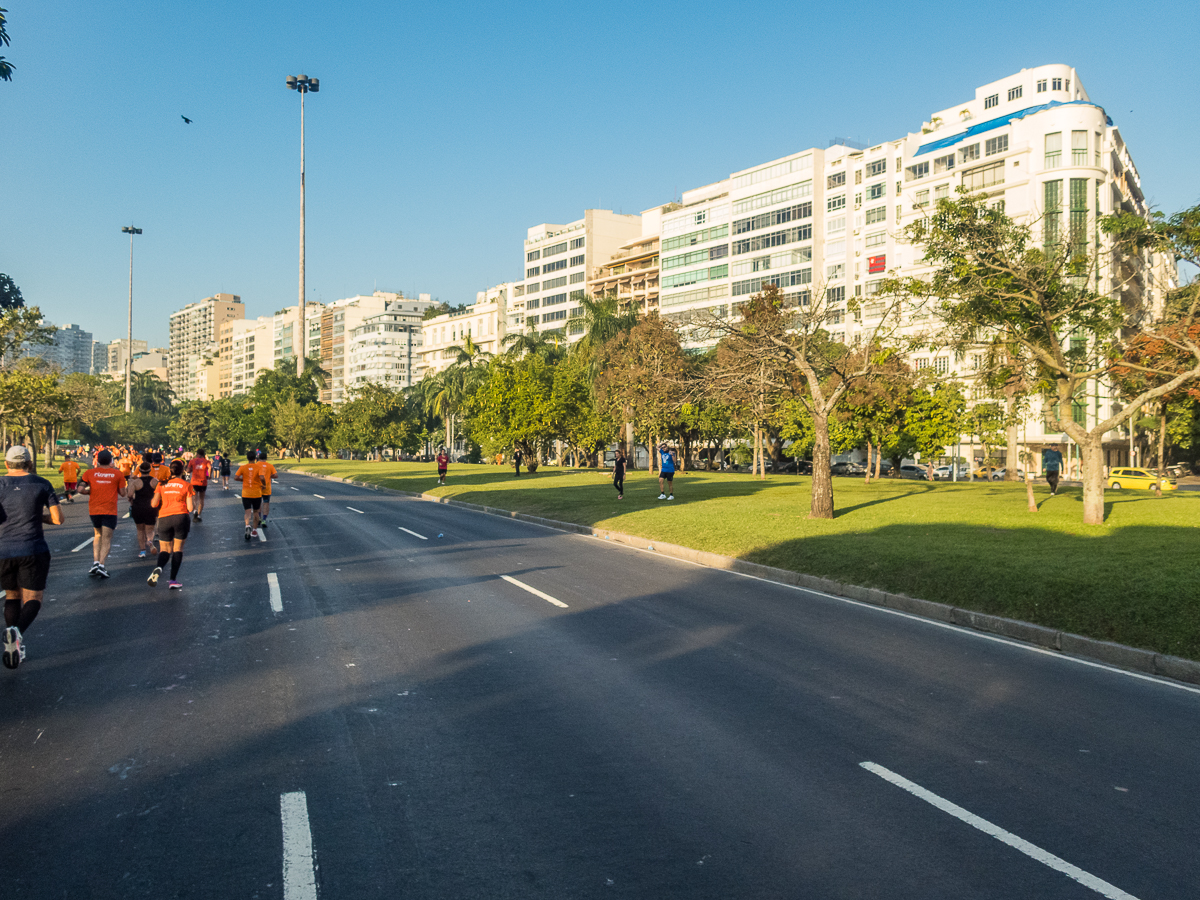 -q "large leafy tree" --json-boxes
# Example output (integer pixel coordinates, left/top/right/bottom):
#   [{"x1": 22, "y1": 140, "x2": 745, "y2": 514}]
[
  {"x1": 0, "y1": 274, "x2": 23, "y2": 309},
  {"x1": 167, "y1": 401, "x2": 213, "y2": 450},
  {"x1": 898, "y1": 194, "x2": 1200, "y2": 524},
  {"x1": 466, "y1": 355, "x2": 556, "y2": 463},
  {"x1": 0, "y1": 363, "x2": 71, "y2": 469},
  {"x1": 273, "y1": 397, "x2": 333, "y2": 457},
  {"x1": 0, "y1": 306, "x2": 55, "y2": 367}
]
